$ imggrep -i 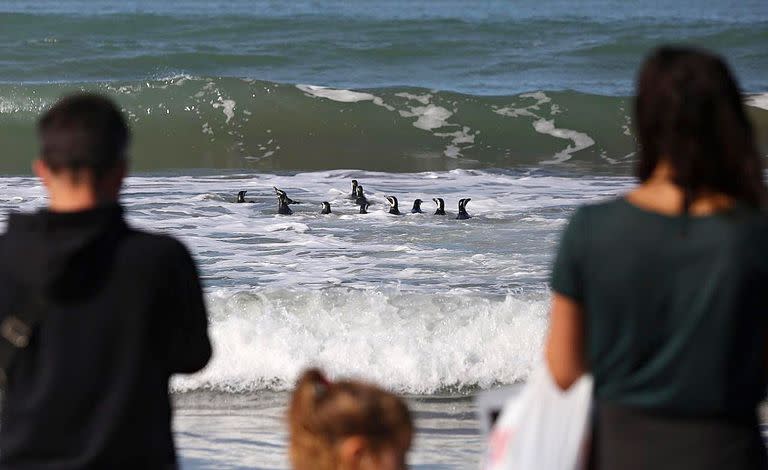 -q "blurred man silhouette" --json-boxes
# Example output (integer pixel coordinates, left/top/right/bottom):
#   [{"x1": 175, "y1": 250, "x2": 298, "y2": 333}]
[{"x1": 0, "y1": 93, "x2": 211, "y2": 468}]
